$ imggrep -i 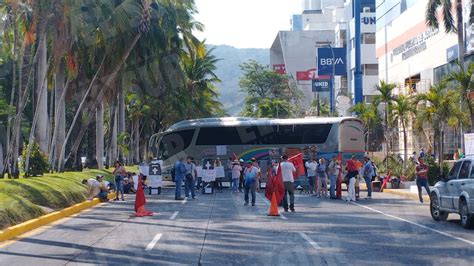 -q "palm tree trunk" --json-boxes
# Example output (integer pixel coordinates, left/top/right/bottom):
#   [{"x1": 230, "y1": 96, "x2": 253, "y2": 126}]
[
  {"x1": 456, "y1": 0, "x2": 465, "y2": 71},
  {"x1": 439, "y1": 124, "x2": 444, "y2": 175},
  {"x1": 61, "y1": 33, "x2": 141, "y2": 169},
  {"x1": 118, "y1": 85, "x2": 126, "y2": 161},
  {"x1": 134, "y1": 119, "x2": 140, "y2": 164},
  {"x1": 49, "y1": 66, "x2": 69, "y2": 171},
  {"x1": 24, "y1": 37, "x2": 52, "y2": 176},
  {"x1": 5, "y1": 18, "x2": 18, "y2": 177},
  {"x1": 385, "y1": 107, "x2": 389, "y2": 171},
  {"x1": 57, "y1": 56, "x2": 106, "y2": 171},
  {"x1": 34, "y1": 35, "x2": 49, "y2": 154},
  {"x1": 403, "y1": 120, "x2": 407, "y2": 175},
  {"x1": 96, "y1": 102, "x2": 104, "y2": 169}
]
